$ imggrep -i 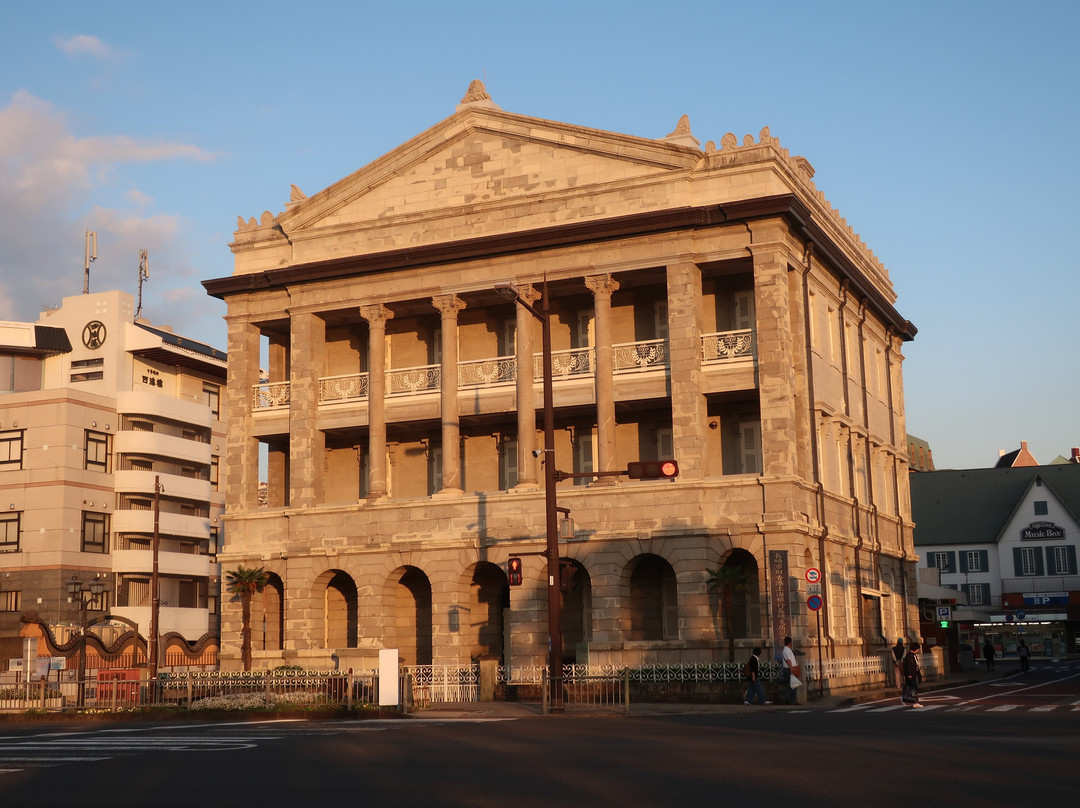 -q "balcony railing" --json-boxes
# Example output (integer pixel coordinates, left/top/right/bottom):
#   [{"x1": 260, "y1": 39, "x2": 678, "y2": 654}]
[
  {"x1": 701, "y1": 329, "x2": 754, "y2": 364},
  {"x1": 252, "y1": 333, "x2": 752, "y2": 410},
  {"x1": 1000, "y1": 576, "x2": 1080, "y2": 594}
]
